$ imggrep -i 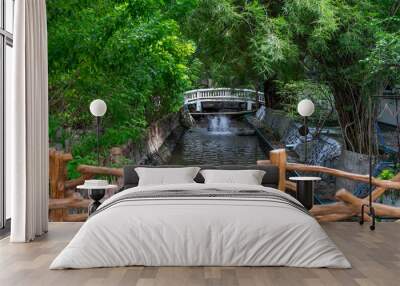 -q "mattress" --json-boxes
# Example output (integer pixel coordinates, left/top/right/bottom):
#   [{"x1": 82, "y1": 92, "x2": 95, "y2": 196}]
[{"x1": 50, "y1": 183, "x2": 351, "y2": 269}]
